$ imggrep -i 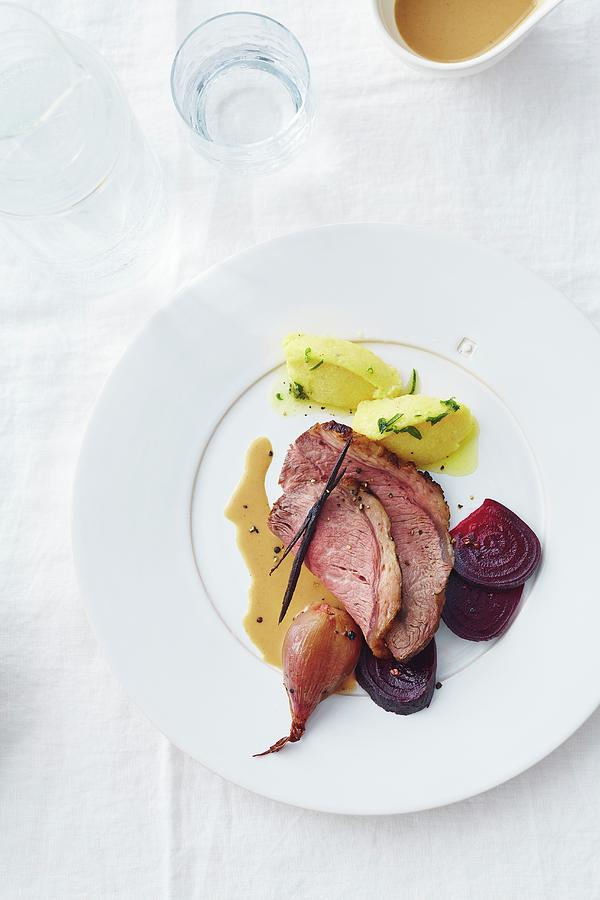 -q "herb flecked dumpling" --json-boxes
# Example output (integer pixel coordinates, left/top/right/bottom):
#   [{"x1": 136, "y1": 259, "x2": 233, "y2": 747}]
[
  {"x1": 283, "y1": 334, "x2": 403, "y2": 411},
  {"x1": 353, "y1": 394, "x2": 474, "y2": 466}
]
